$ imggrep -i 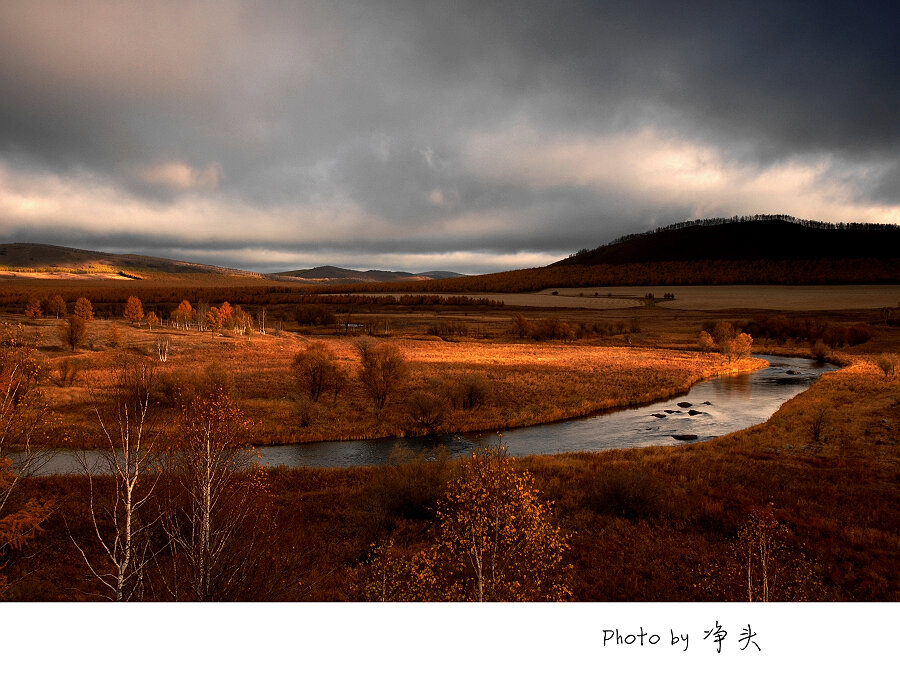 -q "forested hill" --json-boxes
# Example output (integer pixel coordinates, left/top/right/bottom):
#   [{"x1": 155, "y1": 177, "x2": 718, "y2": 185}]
[
  {"x1": 555, "y1": 217, "x2": 900, "y2": 267},
  {"x1": 313, "y1": 216, "x2": 900, "y2": 293}
]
